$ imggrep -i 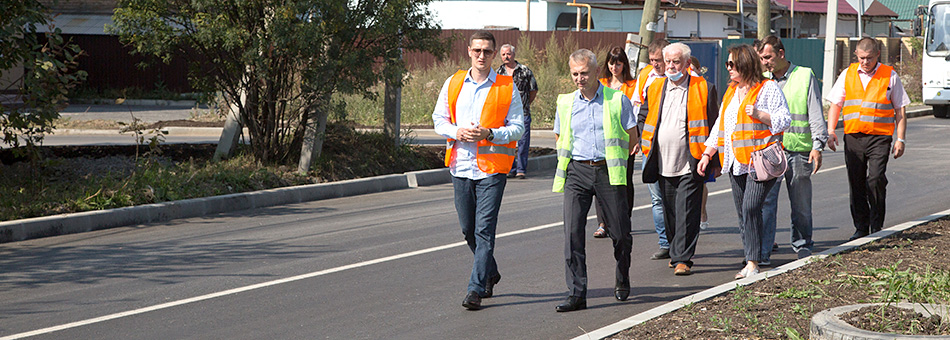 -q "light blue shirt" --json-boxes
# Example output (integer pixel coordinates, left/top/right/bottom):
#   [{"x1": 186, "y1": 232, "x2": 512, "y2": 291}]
[
  {"x1": 432, "y1": 68, "x2": 525, "y2": 180},
  {"x1": 553, "y1": 85, "x2": 637, "y2": 161}
]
